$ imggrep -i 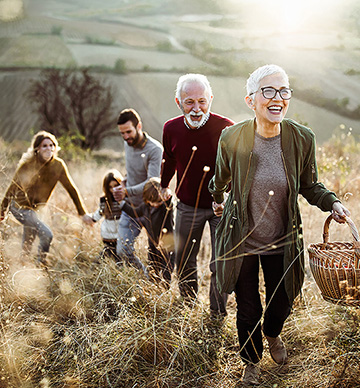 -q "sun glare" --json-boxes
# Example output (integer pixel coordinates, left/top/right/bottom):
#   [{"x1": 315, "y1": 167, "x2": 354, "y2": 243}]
[
  {"x1": 280, "y1": 0, "x2": 341, "y2": 31},
  {"x1": 282, "y1": 1, "x2": 307, "y2": 31},
  {"x1": 0, "y1": 0, "x2": 23, "y2": 22},
  {"x1": 242, "y1": 0, "x2": 342, "y2": 35}
]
